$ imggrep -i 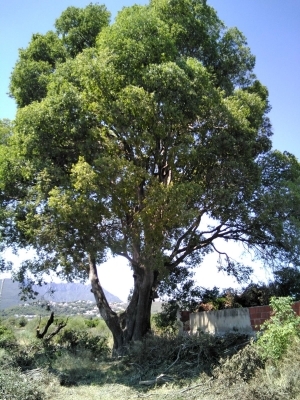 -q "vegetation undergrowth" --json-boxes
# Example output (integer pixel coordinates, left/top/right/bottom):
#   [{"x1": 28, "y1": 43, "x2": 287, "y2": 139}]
[{"x1": 1, "y1": 297, "x2": 300, "y2": 399}]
